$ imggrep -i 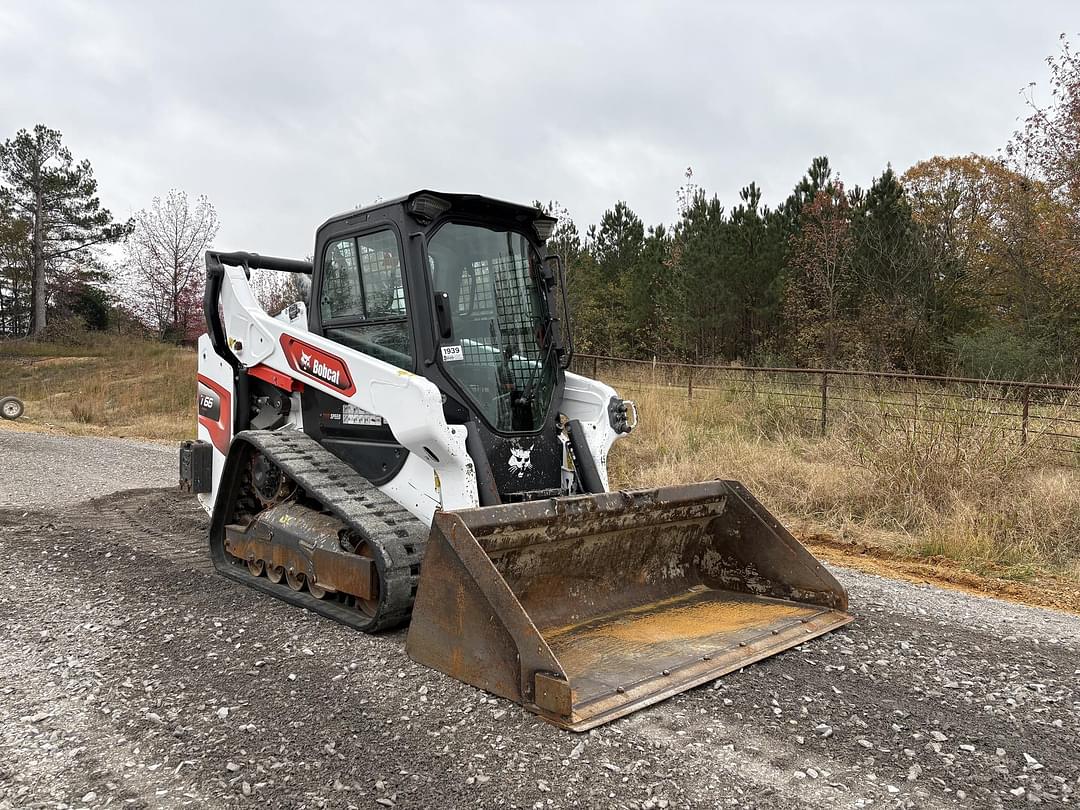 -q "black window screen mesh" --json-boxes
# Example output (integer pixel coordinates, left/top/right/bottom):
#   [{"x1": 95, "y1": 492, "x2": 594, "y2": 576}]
[
  {"x1": 319, "y1": 231, "x2": 413, "y2": 371},
  {"x1": 456, "y1": 255, "x2": 542, "y2": 375},
  {"x1": 320, "y1": 231, "x2": 406, "y2": 322},
  {"x1": 430, "y1": 222, "x2": 556, "y2": 432},
  {"x1": 357, "y1": 231, "x2": 405, "y2": 319},
  {"x1": 321, "y1": 239, "x2": 362, "y2": 321}
]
